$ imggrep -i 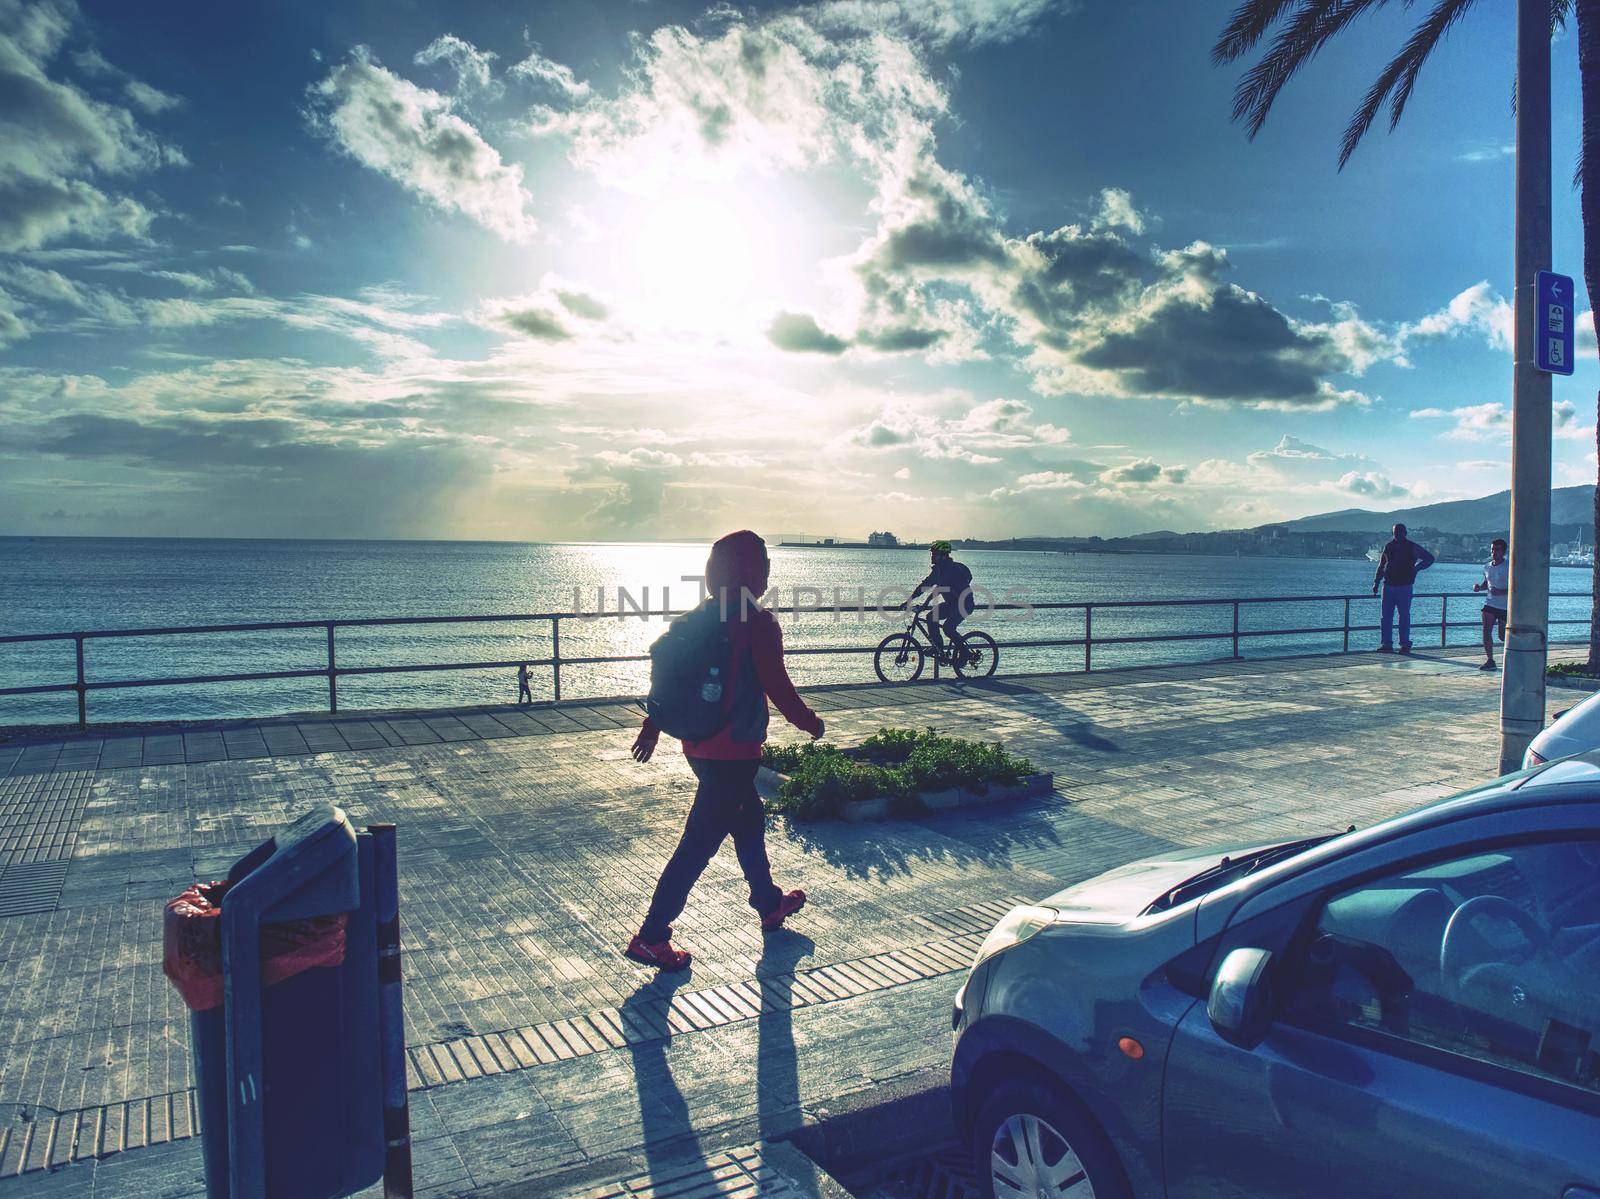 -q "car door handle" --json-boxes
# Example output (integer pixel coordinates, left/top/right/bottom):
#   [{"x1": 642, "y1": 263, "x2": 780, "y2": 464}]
[{"x1": 1563, "y1": 1188, "x2": 1600, "y2": 1199}]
